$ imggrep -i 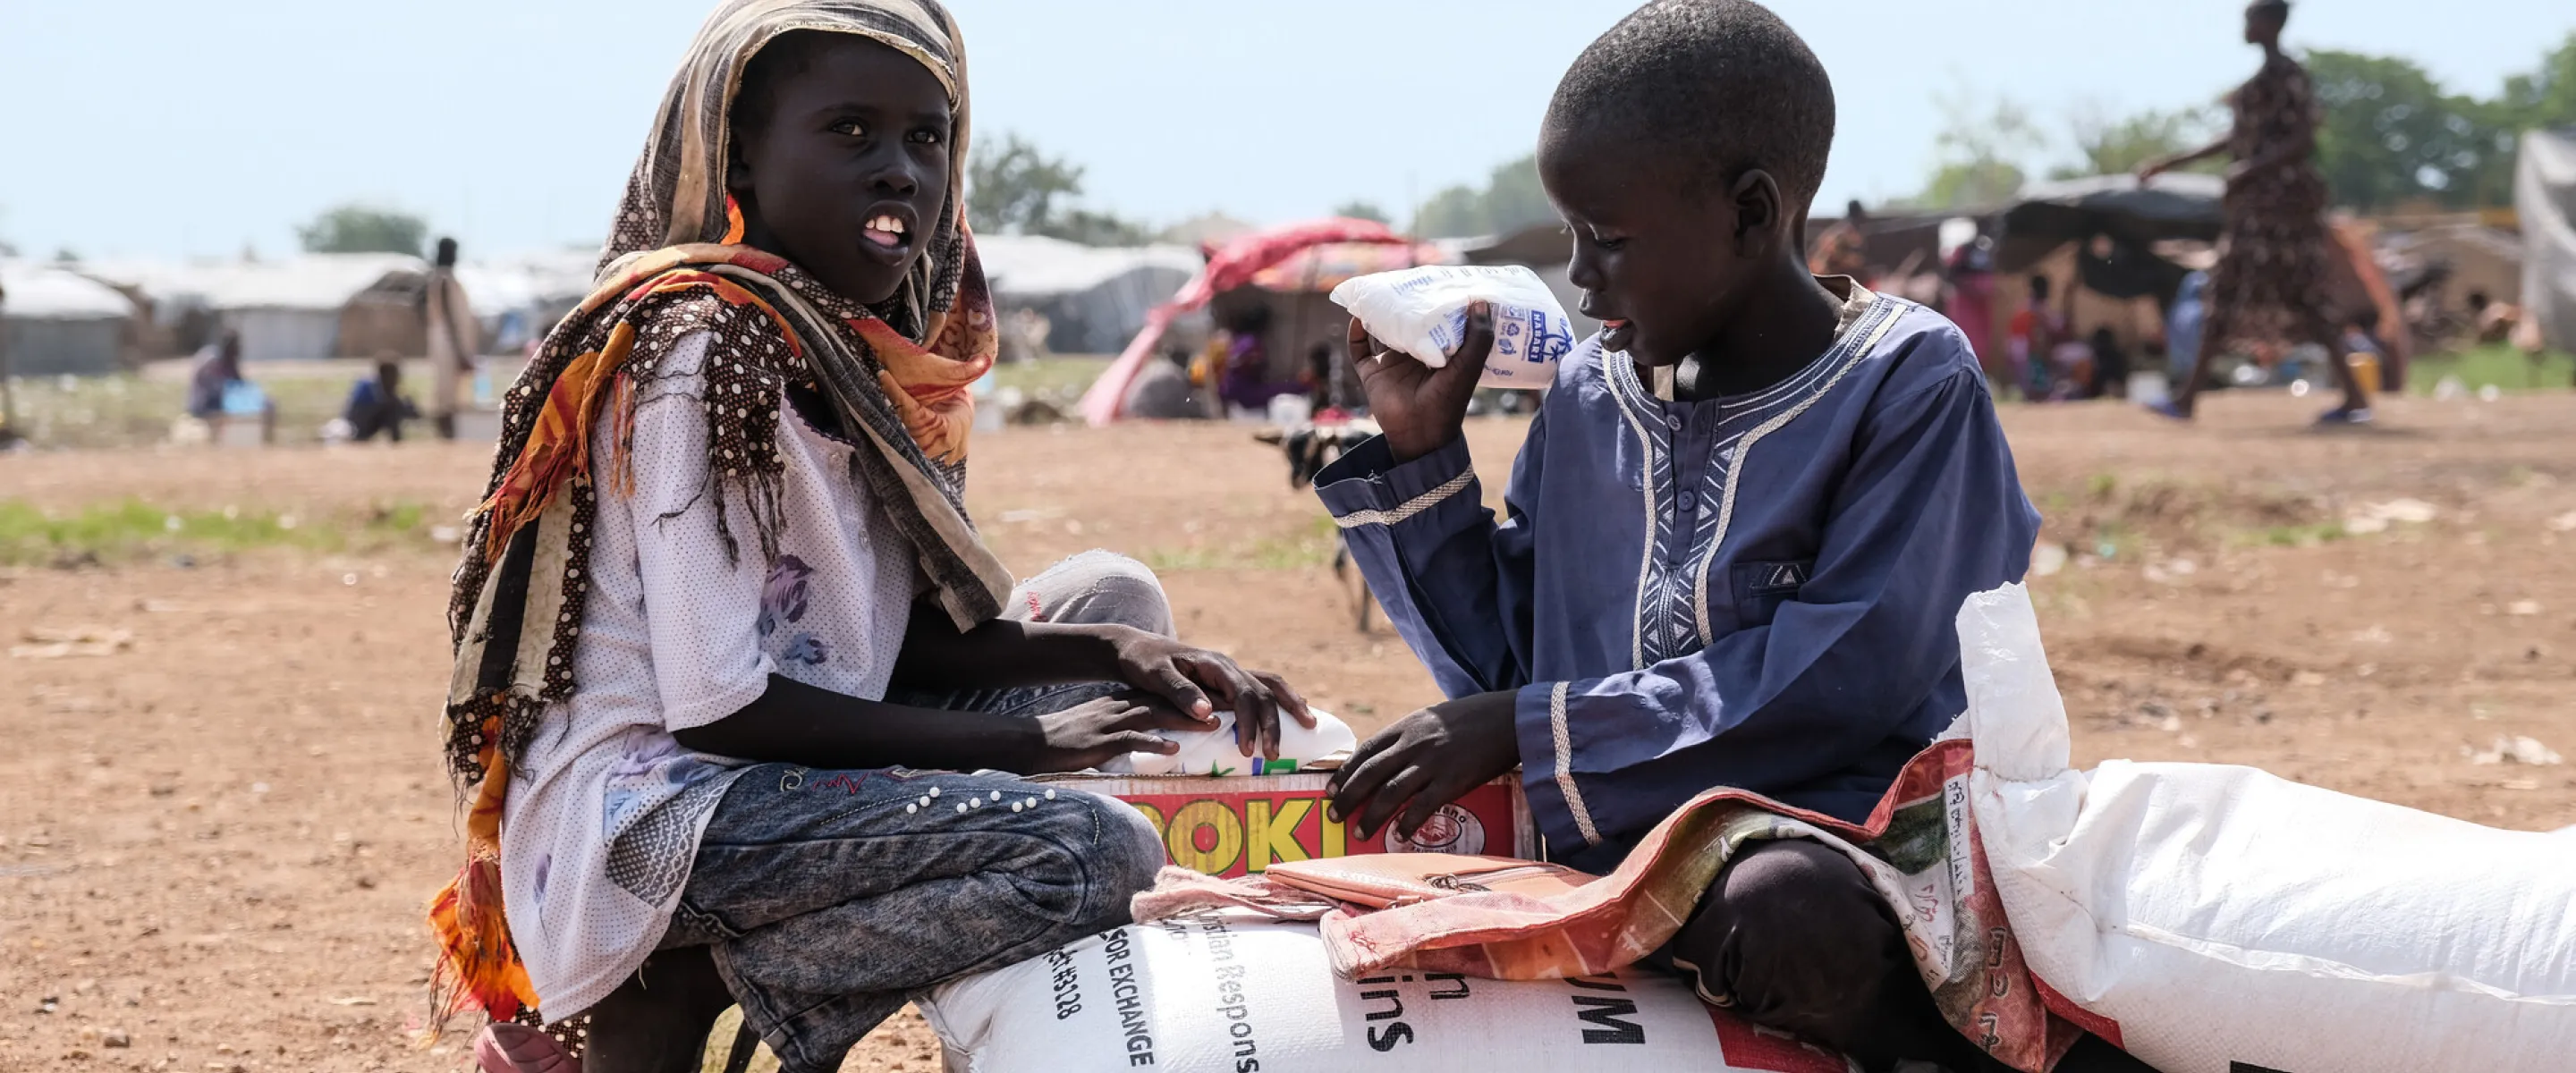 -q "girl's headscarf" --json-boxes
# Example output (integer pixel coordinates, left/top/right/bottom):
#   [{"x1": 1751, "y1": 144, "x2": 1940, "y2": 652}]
[{"x1": 430, "y1": 0, "x2": 1010, "y2": 1027}]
